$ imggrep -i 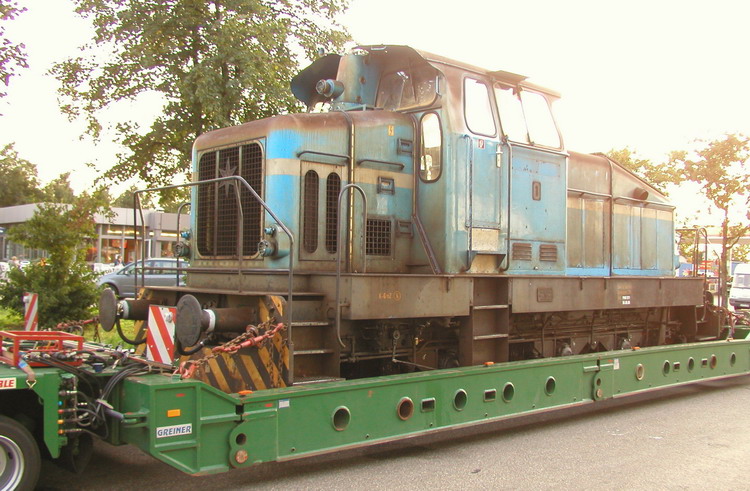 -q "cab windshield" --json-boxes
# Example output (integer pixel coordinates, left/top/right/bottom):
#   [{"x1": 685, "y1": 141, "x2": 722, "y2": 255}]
[{"x1": 376, "y1": 64, "x2": 438, "y2": 111}]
